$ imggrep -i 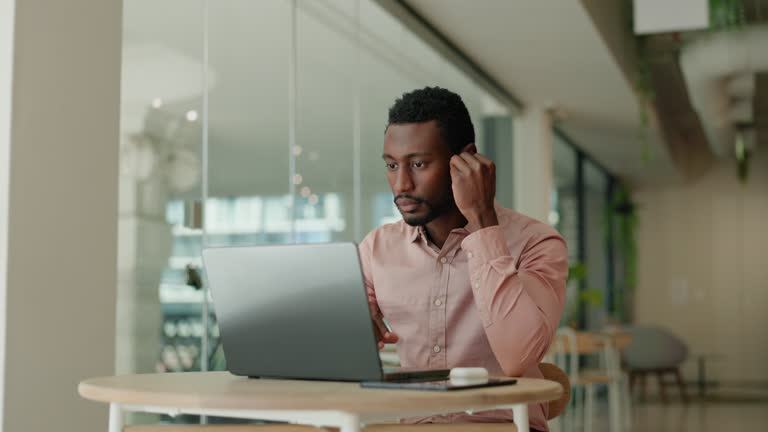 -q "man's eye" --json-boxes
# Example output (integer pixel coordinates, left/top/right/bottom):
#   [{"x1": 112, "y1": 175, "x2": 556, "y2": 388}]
[
  {"x1": 412, "y1": 161, "x2": 425, "y2": 168},
  {"x1": 385, "y1": 163, "x2": 397, "y2": 170}
]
